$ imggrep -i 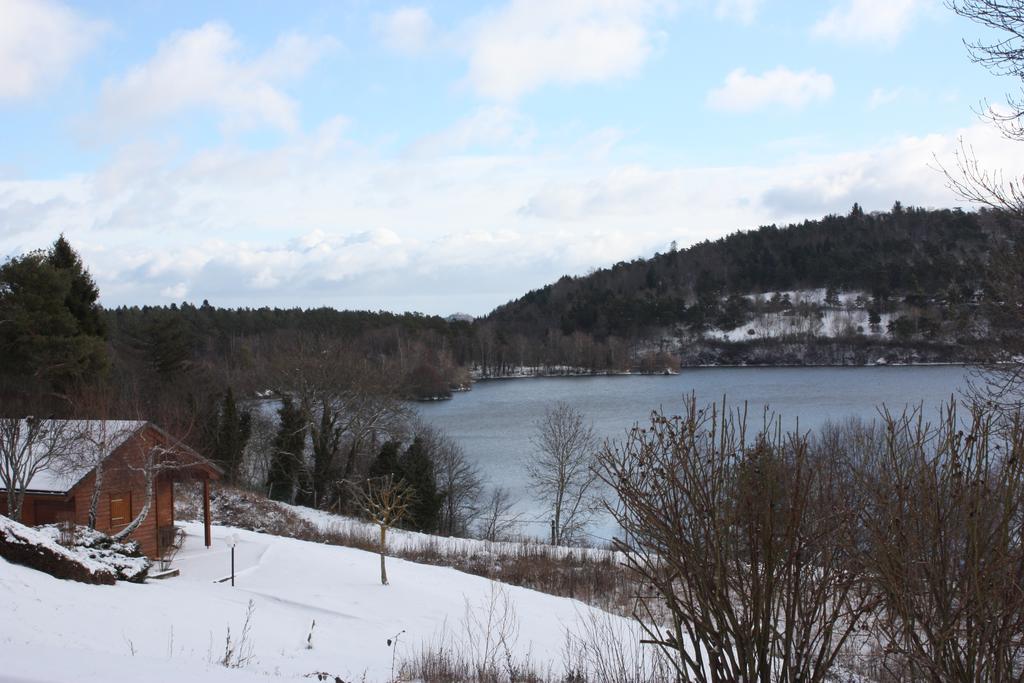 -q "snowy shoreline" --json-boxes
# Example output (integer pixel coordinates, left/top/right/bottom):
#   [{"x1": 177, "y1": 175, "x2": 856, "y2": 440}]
[{"x1": 472, "y1": 361, "x2": 972, "y2": 382}]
